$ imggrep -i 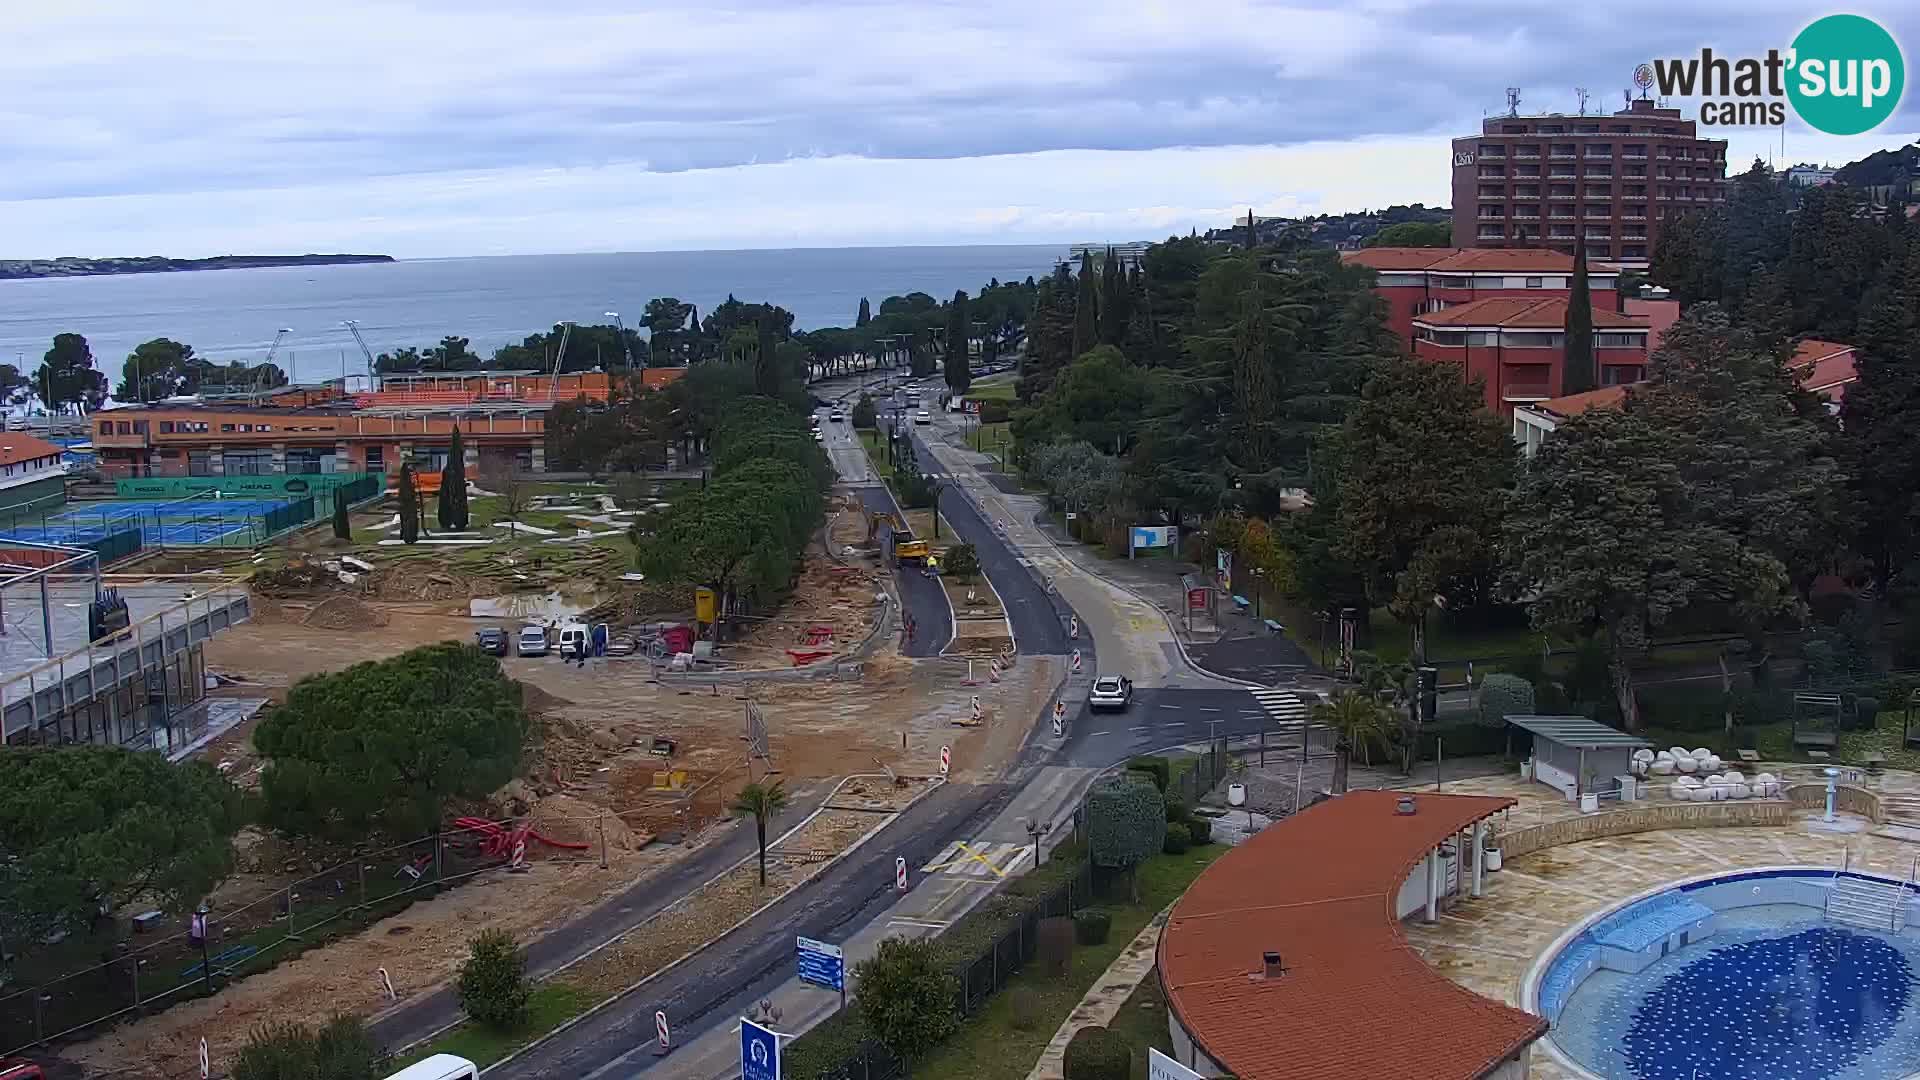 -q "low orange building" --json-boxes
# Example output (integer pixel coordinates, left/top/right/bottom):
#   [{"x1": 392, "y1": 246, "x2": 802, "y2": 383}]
[{"x1": 89, "y1": 368, "x2": 685, "y2": 480}]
